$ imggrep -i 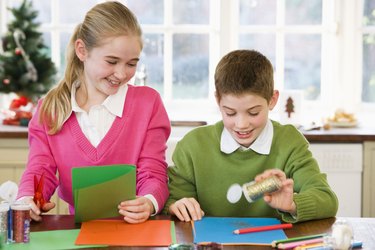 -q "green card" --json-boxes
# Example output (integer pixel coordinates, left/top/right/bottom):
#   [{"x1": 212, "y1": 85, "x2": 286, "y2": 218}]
[
  {"x1": 2, "y1": 229, "x2": 106, "y2": 250},
  {"x1": 72, "y1": 164, "x2": 136, "y2": 223}
]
